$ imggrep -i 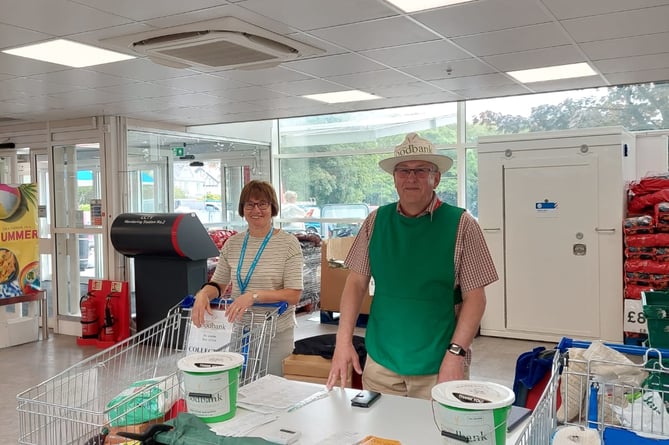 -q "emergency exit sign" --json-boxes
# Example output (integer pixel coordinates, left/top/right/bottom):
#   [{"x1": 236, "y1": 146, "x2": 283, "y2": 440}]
[{"x1": 172, "y1": 146, "x2": 184, "y2": 157}]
